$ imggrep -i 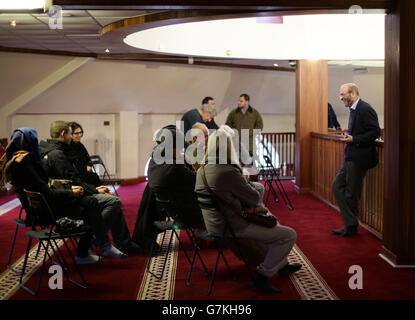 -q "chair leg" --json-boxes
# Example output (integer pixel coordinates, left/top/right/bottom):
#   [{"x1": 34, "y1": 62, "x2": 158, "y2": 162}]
[
  {"x1": 147, "y1": 230, "x2": 174, "y2": 280},
  {"x1": 61, "y1": 238, "x2": 88, "y2": 289},
  {"x1": 20, "y1": 239, "x2": 50, "y2": 296},
  {"x1": 7, "y1": 223, "x2": 21, "y2": 275},
  {"x1": 187, "y1": 240, "x2": 225, "y2": 296},
  {"x1": 184, "y1": 229, "x2": 209, "y2": 276}
]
